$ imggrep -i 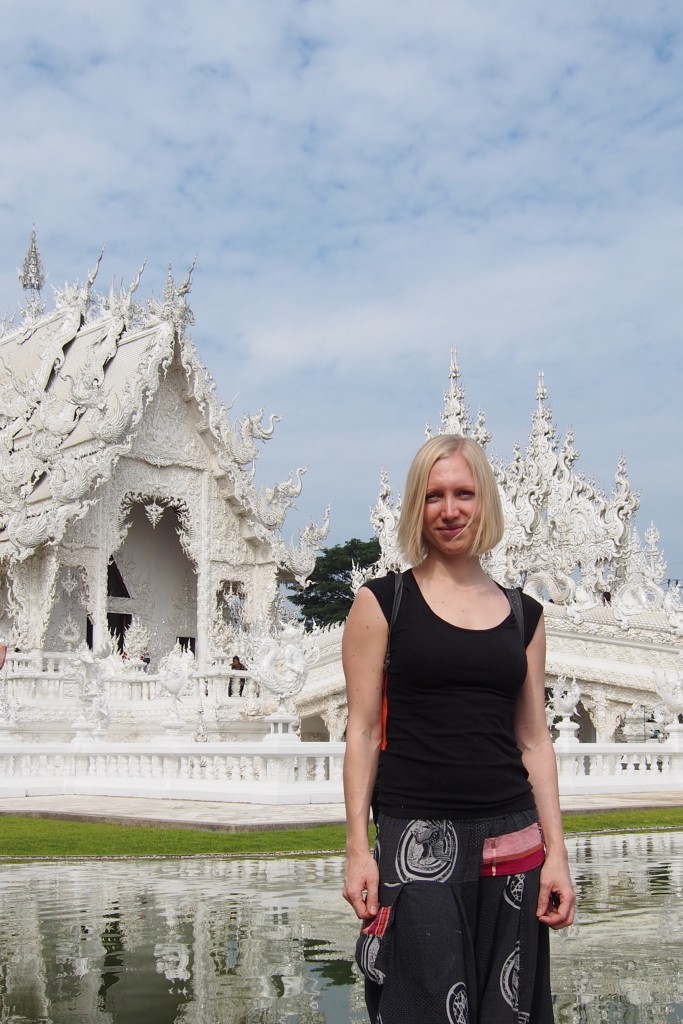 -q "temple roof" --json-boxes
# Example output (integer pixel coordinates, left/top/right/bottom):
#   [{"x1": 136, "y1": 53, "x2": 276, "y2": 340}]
[{"x1": 0, "y1": 253, "x2": 323, "y2": 566}]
